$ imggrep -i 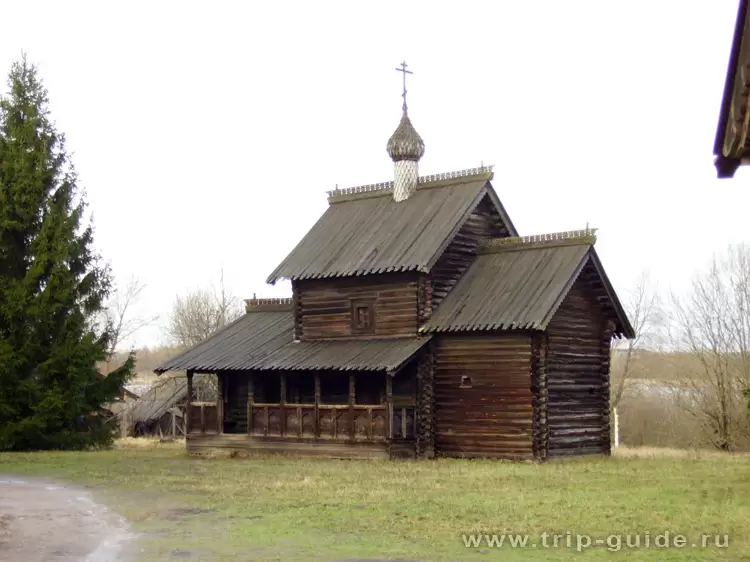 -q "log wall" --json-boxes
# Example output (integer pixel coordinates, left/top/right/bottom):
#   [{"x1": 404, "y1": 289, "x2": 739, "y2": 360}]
[
  {"x1": 434, "y1": 333, "x2": 534, "y2": 459},
  {"x1": 430, "y1": 195, "x2": 510, "y2": 311},
  {"x1": 545, "y1": 277, "x2": 612, "y2": 458},
  {"x1": 295, "y1": 273, "x2": 419, "y2": 339},
  {"x1": 531, "y1": 331, "x2": 548, "y2": 460}
]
